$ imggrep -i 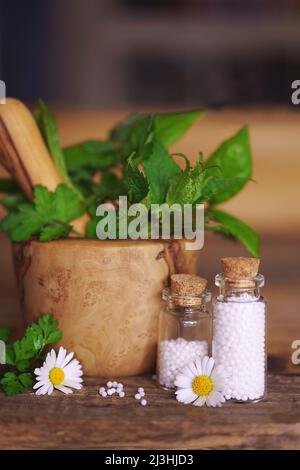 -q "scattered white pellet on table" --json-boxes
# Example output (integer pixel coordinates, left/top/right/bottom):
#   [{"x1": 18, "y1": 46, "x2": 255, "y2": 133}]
[
  {"x1": 106, "y1": 381, "x2": 113, "y2": 388},
  {"x1": 99, "y1": 386, "x2": 106, "y2": 394},
  {"x1": 118, "y1": 391, "x2": 125, "y2": 398},
  {"x1": 100, "y1": 390, "x2": 107, "y2": 397},
  {"x1": 112, "y1": 381, "x2": 118, "y2": 388},
  {"x1": 134, "y1": 393, "x2": 141, "y2": 400},
  {"x1": 140, "y1": 399, "x2": 147, "y2": 406}
]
